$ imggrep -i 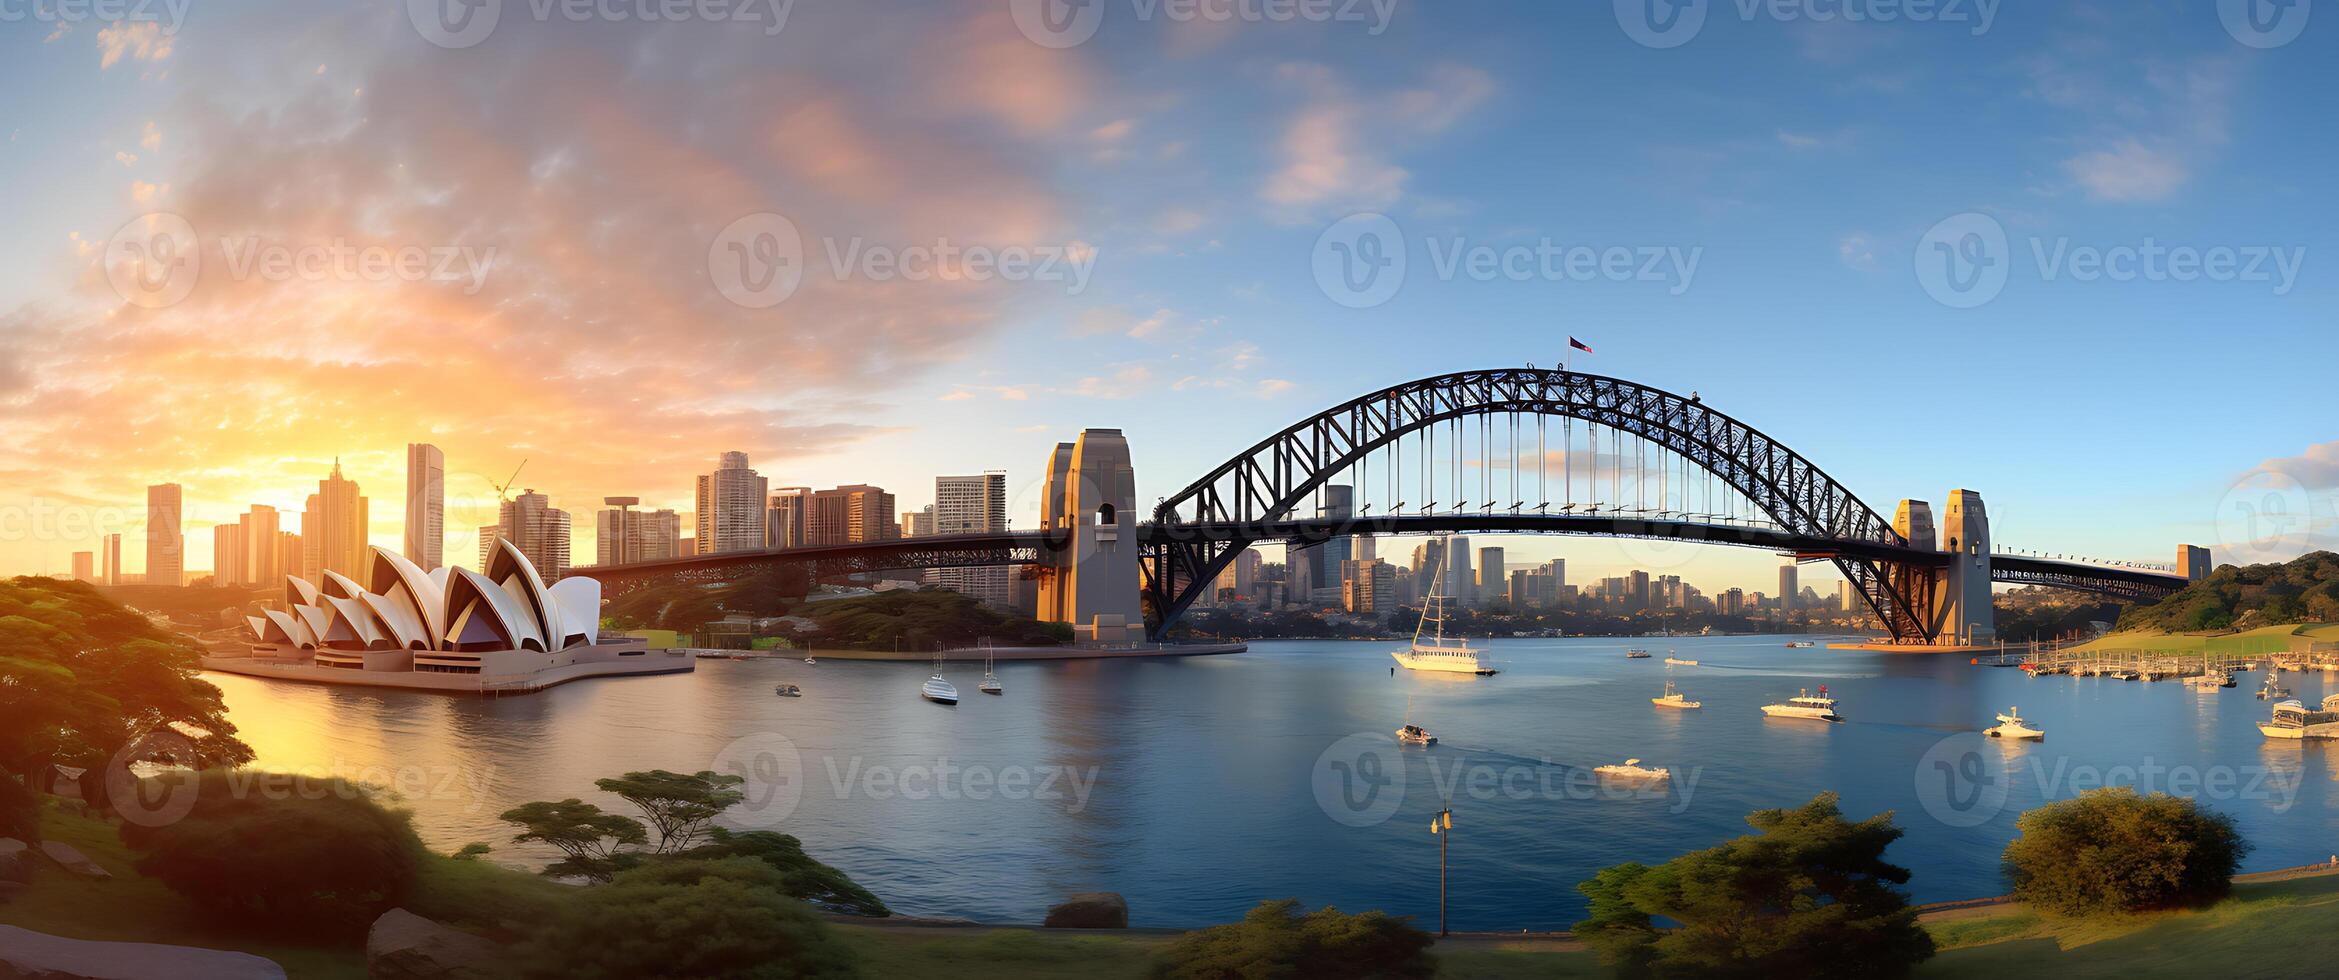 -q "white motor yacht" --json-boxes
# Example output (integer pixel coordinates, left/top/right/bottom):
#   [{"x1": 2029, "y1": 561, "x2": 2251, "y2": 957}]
[
  {"x1": 1761, "y1": 686, "x2": 1841, "y2": 722},
  {"x1": 1625, "y1": 648, "x2": 1653, "y2": 659},
  {"x1": 2260, "y1": 694, "x2": 2339, "y2": 739},
  {"x1": 1984, "y1": 706, "x2": 2043, "y2": 740},
  {"x1": 1396, "y1": 724, "x2": 1437, "y2": 746},
  {"x1": 921, "y1": 674, "x2": 959, "y2": 705},
  {"x1": 1592, "y1": 758, "x2": 1669, "y2": 780}
]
